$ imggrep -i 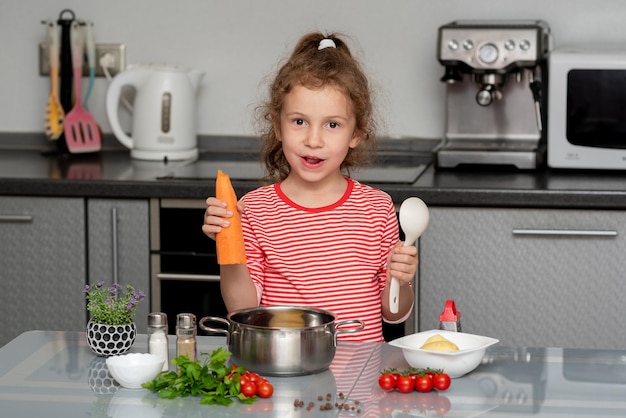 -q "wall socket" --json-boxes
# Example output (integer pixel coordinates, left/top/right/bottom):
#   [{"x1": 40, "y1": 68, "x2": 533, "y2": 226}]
[{"x1": 39, "y1": 42, "x2": 126, "y2": 77}]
